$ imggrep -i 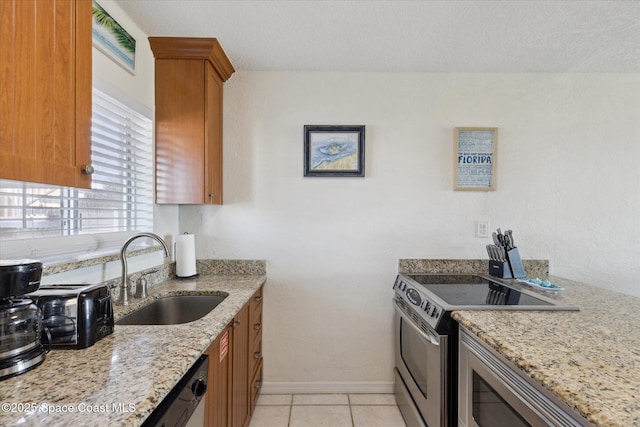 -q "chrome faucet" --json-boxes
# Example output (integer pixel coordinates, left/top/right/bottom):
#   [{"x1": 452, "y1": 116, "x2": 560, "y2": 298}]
[{"x1": 116, "y1": 232, "x2": 170, "y2": 306}]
